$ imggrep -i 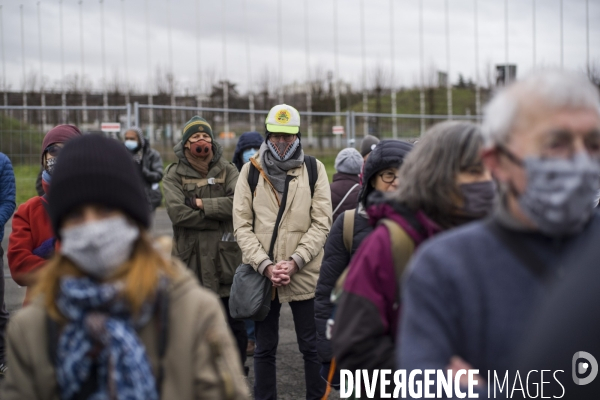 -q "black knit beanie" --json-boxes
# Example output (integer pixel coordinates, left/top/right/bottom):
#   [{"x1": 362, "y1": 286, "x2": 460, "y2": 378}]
[
  {"x1": 359, "y1": 139, "x2": 414, "y2": 207},
  {"x1": 48, "y1": 134, "x2": 150, "y2": 237}
]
